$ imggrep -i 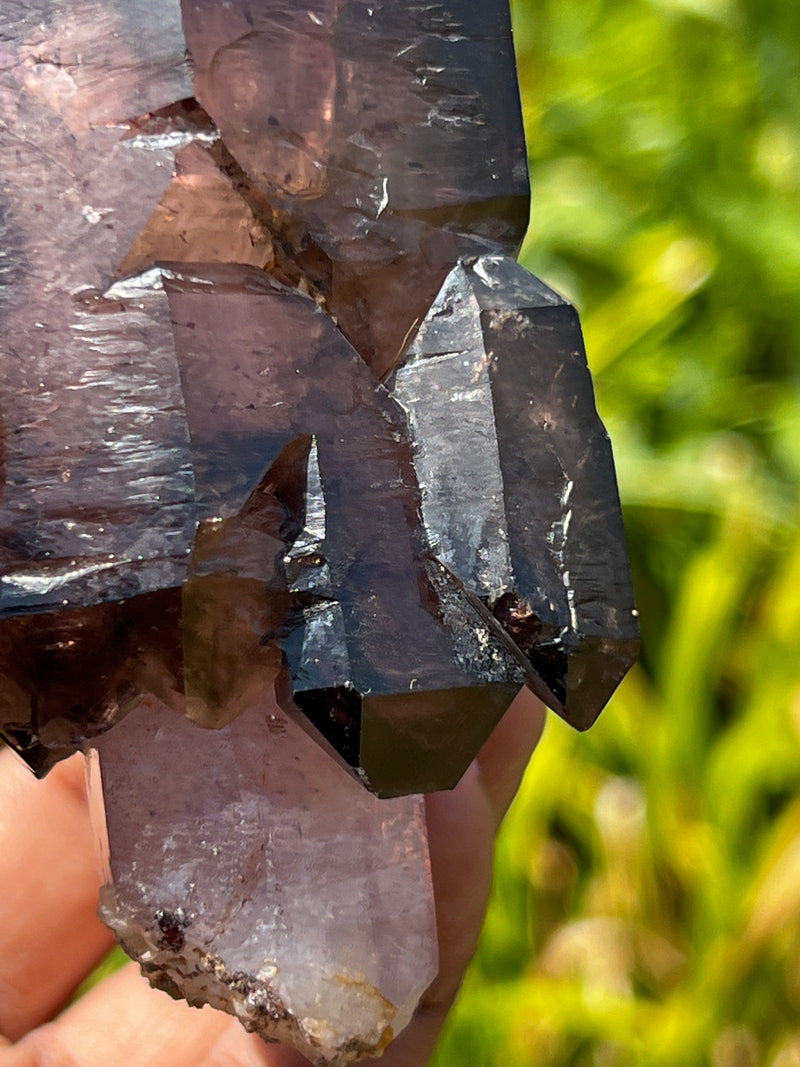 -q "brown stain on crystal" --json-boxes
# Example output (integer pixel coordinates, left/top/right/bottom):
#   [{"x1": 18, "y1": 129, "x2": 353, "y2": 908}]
[{"x1": 330, "y1": 972, "x2": 397, "y2": 1022}]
